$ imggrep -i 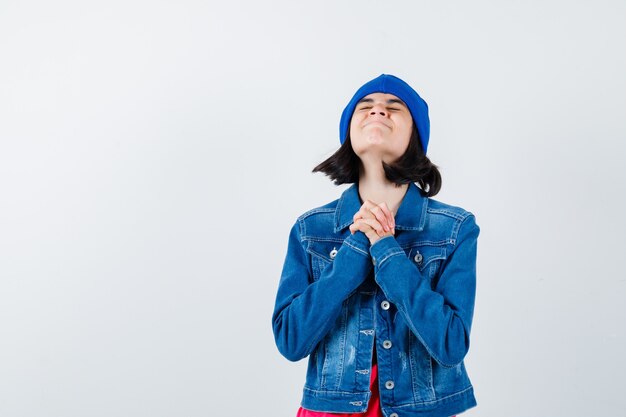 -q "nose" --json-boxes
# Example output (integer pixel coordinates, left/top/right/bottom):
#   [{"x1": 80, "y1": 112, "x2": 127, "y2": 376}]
[{"x1": 369, "y1": 104, "x2": 387, "y2": 117}]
